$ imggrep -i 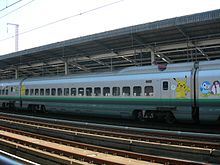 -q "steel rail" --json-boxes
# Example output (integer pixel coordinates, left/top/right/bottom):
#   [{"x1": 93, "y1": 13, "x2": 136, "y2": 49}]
[
  {"x1": 0, "y1": 115, "x2": 219, "y2": 150},
  {"x1": 1, "y1": 112, "x2": 220, "y2": 140},
  {"x1": 0, "y1": 125, "x2": 205, "y2": 165}
]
